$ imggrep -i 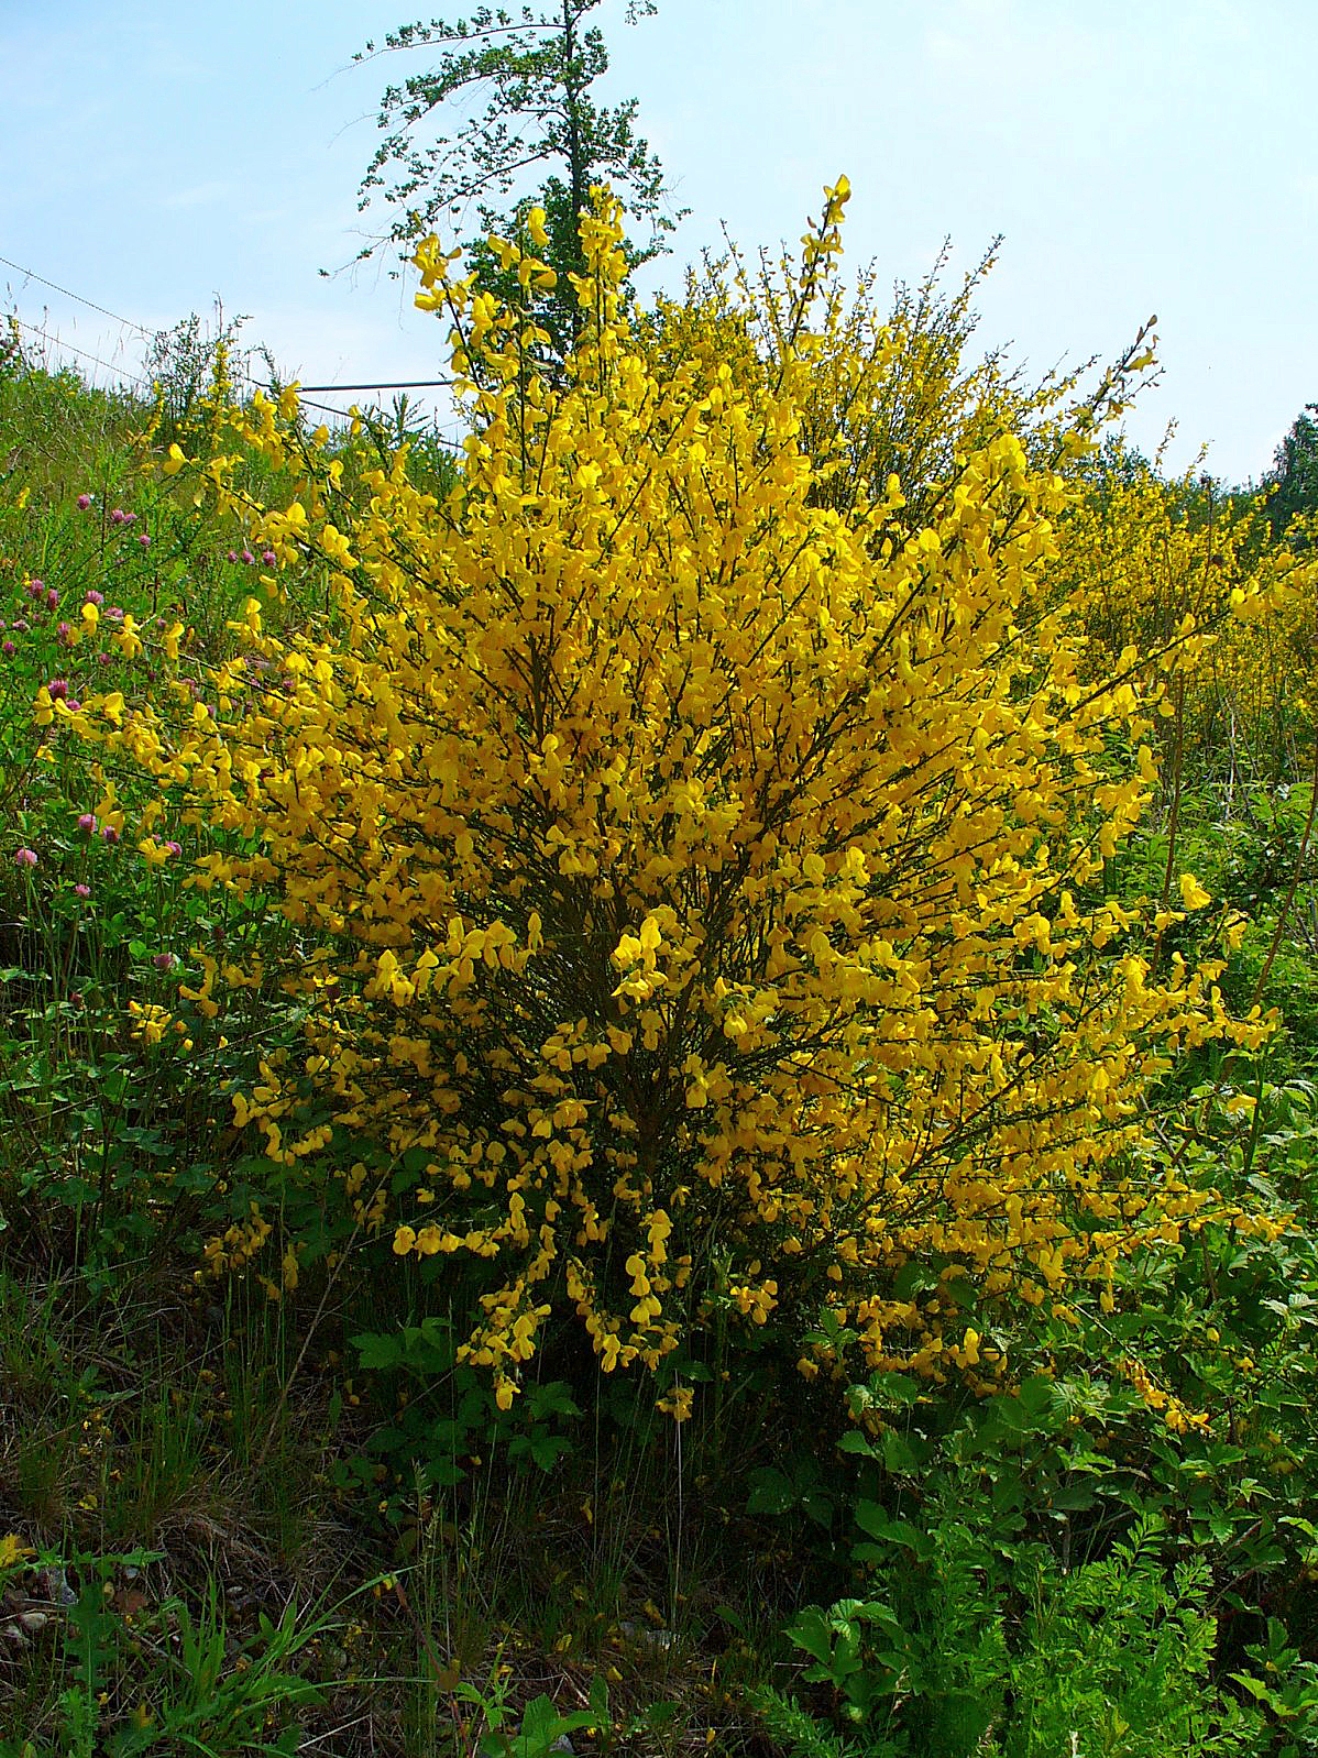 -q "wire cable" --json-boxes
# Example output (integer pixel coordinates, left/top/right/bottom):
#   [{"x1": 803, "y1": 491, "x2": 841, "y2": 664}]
[
  {"x1": 9, "y1": 321, "x2": 465, "y2": 445},
  {"x1": 297, "y1": 378, "x2": 457, "y2": 393},
  {"x1": 2, "y1": 253, "x2": 466, "y2": 425},
  {"x1": 295, "y1": 394, "x2": 466, "y2": 448},
  {"x1": 0, "y1": 253, "x2": 155, "y2": 337},
  {"x1": 8, "y1": 315, "x2": 152, "y2": 389}
]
